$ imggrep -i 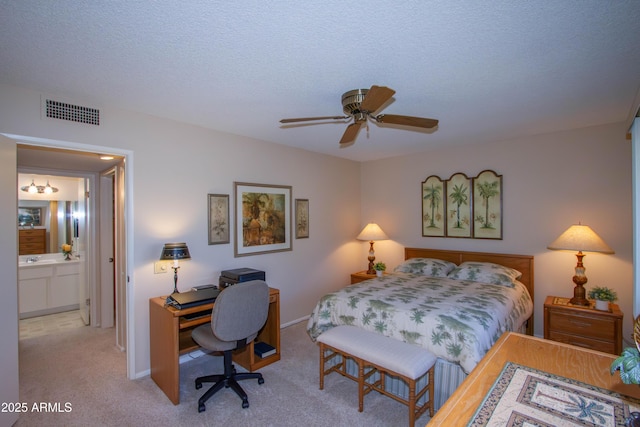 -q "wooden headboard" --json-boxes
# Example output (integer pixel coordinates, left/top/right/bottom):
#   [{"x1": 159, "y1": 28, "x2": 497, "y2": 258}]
[{"x1": 404, "y1": 247, "x2": 534, "y2": 336}]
